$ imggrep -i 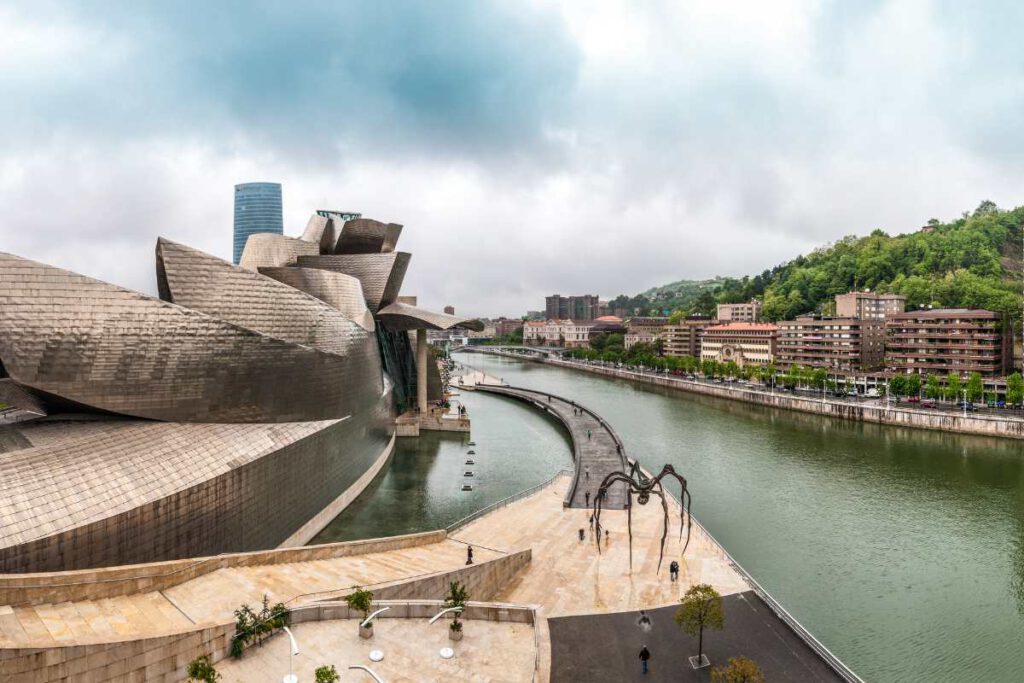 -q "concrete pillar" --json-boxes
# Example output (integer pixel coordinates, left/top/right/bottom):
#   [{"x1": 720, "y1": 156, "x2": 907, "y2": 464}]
[{"x1": 417, "y1": 328, "x2": 427, "y2": 415}]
